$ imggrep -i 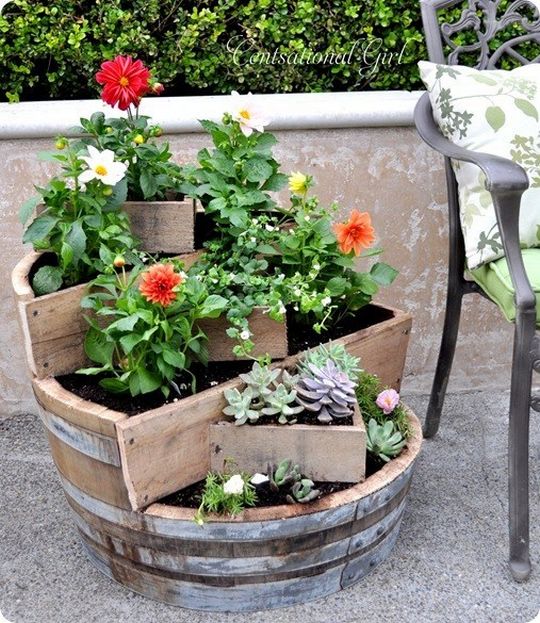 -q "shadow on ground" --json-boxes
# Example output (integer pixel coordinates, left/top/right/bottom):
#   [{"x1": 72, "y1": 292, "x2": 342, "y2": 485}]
[{"x1": 0, "y1": 391, "x2": 539, "y2": 623}]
